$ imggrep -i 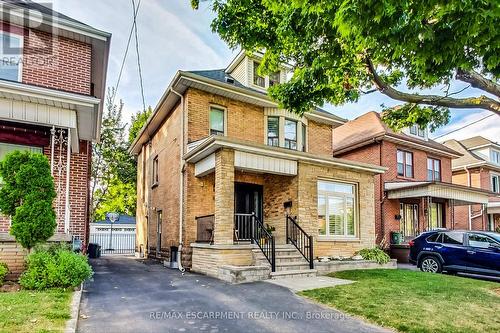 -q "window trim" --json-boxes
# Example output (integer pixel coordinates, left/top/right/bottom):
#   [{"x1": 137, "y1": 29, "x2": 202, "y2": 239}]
[
  {"x1": 152, "y1": 155, "x2": 159, "y2": 188},
  {"x1": 491, "y1": 149, "x2": 500, "y2": 165},
  {"x1": 428, "y1": 202, "x2": 443, "y2": 230},
  {"x1": 252, "y1": 61, "x2": 266, "y2": 88},
  {"x1": 266, "y1": 116, "x2": 280, "y2": 147},
  {"x1": 427, "y1": 157, "x2": 441, "y2": 181},
  {"x1": 317, "y1": 179, "x2": 359, "y2": 240},
  {"x1": 397, "y1": 149, "x2": 414, "y2": 178},
  {"x1": 491, "y1": 173, "x2": 500, "y2": 194},
  {"x1": 400, "y1": 203, "x2": 419, "y2": 238},
  {"x1": 0, "y1": 30, "x2": 24, "y2": 82},
  {"x1": 209, "y1": 105, "x2": 227, "y2": 136}
]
